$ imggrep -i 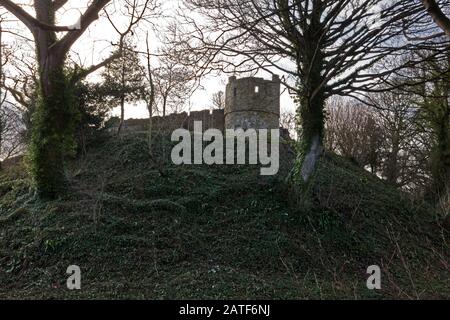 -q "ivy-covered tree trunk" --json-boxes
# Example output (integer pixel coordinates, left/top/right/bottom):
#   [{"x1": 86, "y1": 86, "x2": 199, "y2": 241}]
[
  {"x1": 29, "y1": 2, "x2": 76, "y2": 199},
  {"x1": 297, "y1": 93, "x2": 326, "y2": 182},
  {"x1": 30, "y1": 67, "x2": 76, "y2": 198},
  {"x1": 295, "y1": 21, "x2": 326, "y2": 183},
  {"x1": 425, "y1": 48, "x2": 450, "y2": 202},
  {"x1": 432, "y1": 113, "x2": 450, "y2": 196},
  {"x1": 437, "y1": 50, "x2": 450, "y2": 197},
  {"x1": 430, "y1": 88, "x2": 450, "y2": 199},
  {"x1": 0, "y1": 0, "x2": 113, "y2": 198}
]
